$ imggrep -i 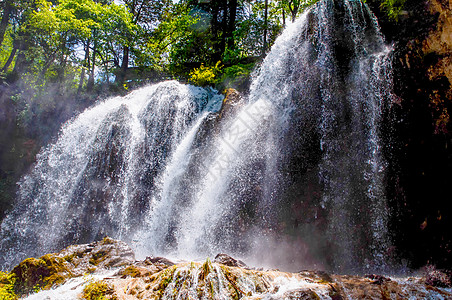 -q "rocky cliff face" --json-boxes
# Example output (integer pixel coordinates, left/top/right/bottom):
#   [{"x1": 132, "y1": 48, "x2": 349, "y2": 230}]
[
  {"x1": 364, "y1": 0, "x2": 452, "y2": 270},
  {"x1": 1, "y1": 238, "x2": 451, "y2": 300},
  {"x1": 422, "y1": 0, "x2": 452, "y2": 133}
]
